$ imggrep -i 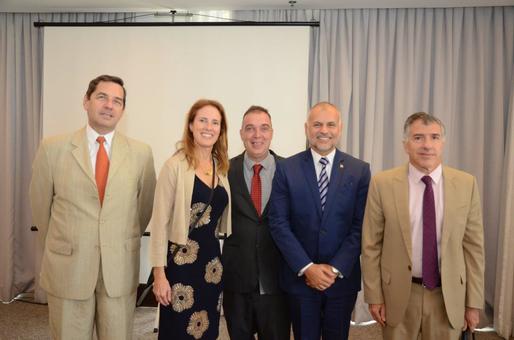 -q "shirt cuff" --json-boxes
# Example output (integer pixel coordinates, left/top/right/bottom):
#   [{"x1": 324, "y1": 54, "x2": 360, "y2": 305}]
[{"x1": 298, "y1": 262, "x2": 313, "y2": 276}]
